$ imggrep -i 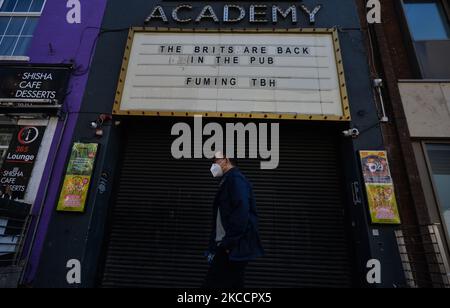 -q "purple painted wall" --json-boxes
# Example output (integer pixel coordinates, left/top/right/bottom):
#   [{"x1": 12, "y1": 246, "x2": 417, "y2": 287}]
[{"x1": 22, "y1": 0, "x2": 107, "y2": 284}]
